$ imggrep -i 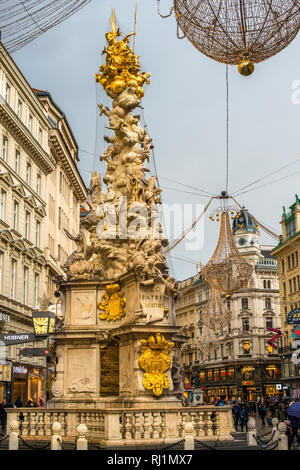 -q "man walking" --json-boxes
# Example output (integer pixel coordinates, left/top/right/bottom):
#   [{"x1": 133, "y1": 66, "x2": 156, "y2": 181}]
[{"x1": 232, "y1": 401, "x2": 241, "y2": 431}]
